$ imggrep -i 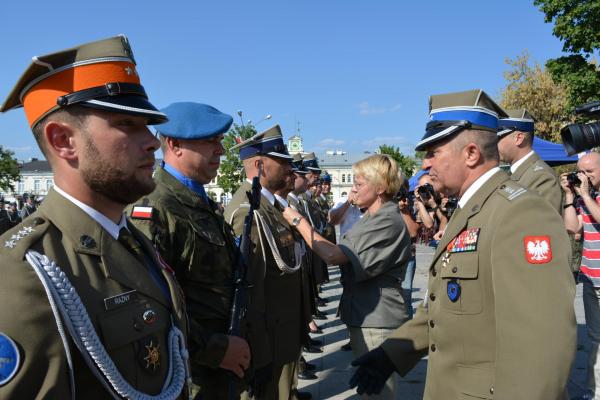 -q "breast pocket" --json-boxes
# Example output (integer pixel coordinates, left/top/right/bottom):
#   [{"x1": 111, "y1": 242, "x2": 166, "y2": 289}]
[
  {"x1": 187, "y1": 214, "x2": 232, "y2": 284},
  {"x1": 440, "y1": 252, "x2": 483, "y2": 315}
]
